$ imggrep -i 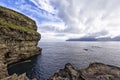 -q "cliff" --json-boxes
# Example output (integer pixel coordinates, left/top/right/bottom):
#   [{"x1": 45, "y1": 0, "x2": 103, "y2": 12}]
[
  {"x1": 0, "y1": 6, "x2": 41, "y2": 79},
  {"x1": 49, "y1": 63, "x2": 120, "y2": 80}
]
